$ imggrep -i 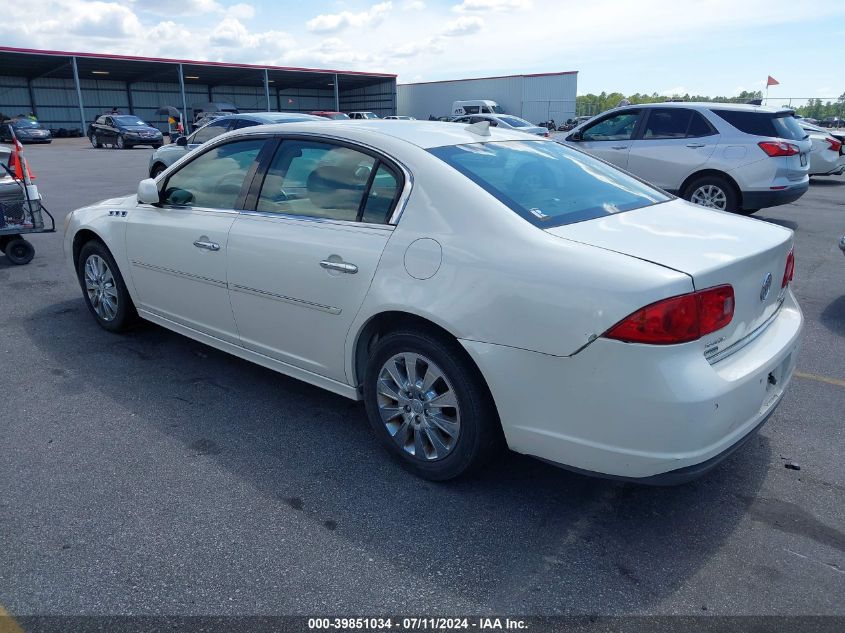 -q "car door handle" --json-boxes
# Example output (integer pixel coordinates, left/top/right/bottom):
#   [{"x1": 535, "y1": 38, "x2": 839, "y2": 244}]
[
  {"x1": 611, "y1": 145, "x2": 629, "y2": 150},
  {"x1": 686, "y1": 143, "x2": 706, "y2": 148},
  {"x1": 193, "y1": 239, "x2": 220, "y2": 252},
  {"x1": 320, "y1": 260, "x2": 358, "y2": 274}
]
